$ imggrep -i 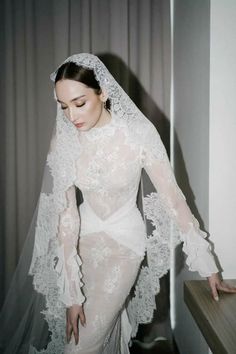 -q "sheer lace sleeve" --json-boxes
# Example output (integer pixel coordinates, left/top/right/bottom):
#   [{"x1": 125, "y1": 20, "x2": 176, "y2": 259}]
[
  {"x1": 54, "y1": 185, "x2": 85, "y2": 307},
  {"x1": 142, "y1": 123, "x2": 218, "y2": 277}
]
